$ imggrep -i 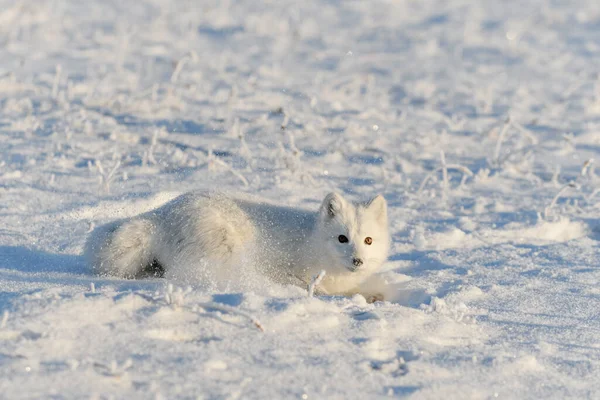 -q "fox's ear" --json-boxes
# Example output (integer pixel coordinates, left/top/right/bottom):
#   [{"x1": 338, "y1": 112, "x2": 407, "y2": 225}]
[
  {"x1": 320, "y1": 192, "x2": 345, "y2": 218},
  {"x1": 367, "y1": 194, "x2": 387, "y2": 224}
]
